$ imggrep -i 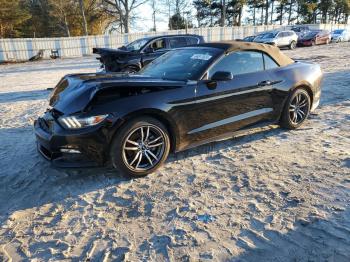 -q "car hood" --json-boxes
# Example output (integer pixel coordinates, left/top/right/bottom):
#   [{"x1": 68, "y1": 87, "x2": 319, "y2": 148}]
[
  {"x1": 49, "y1": 73, "x2": 186, "y2": 115},
  {"x1": 92, "y1": 47, "x2": 133, "y2": 56}
]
